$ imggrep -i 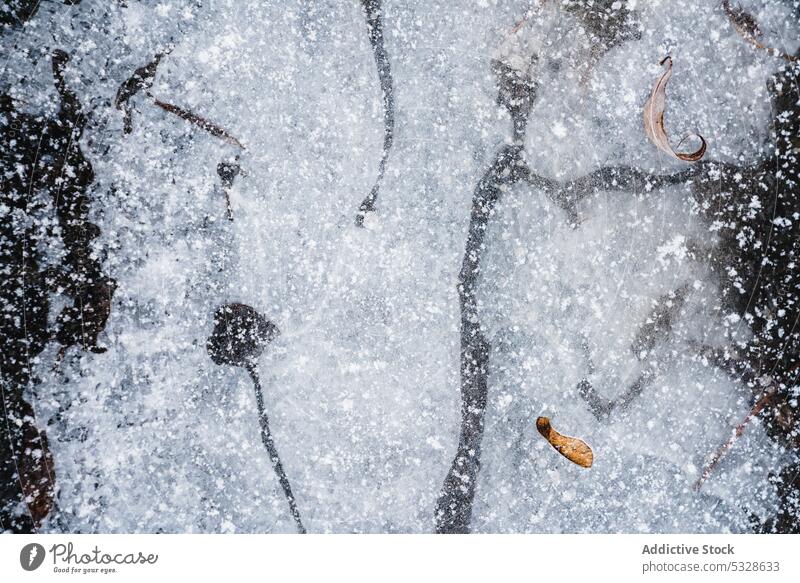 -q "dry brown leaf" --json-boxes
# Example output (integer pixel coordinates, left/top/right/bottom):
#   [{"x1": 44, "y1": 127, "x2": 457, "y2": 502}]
[
  {"x1": 17, "y1": 418, "x2": 56, "y2": 526},
  {"x1": 152, "y1": 98, "x2": 245, "y2": 149},
  {"x1": 536, "y1": 416, "x2": 594, "y2": 468},
  {"x1": 642, "y1": 56, "x2": 707, "y2": 162}
]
